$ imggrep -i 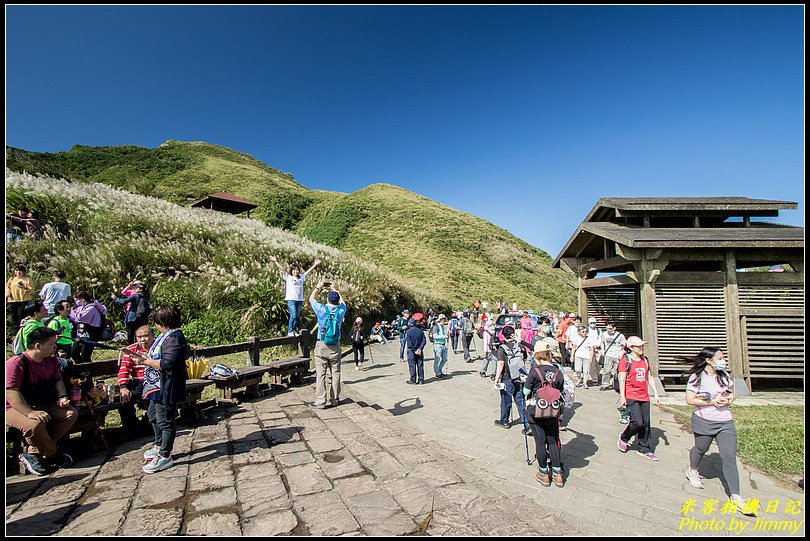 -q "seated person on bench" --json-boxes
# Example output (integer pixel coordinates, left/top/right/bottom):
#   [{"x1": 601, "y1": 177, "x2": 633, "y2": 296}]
[
  {"x1": 117, "y1": 325, "x2": 153, "y2": 433},
  {"x1": 6, "y1": 326, "x2": 77, "y2": 475}
]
